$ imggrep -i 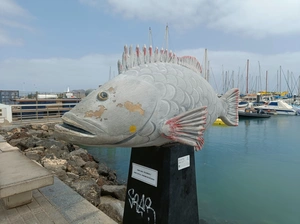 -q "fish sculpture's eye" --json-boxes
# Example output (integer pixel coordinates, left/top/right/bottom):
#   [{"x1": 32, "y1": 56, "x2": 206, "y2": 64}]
[{"x1": 98, "y1": 92, "x2": 108, "y2": 101}]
